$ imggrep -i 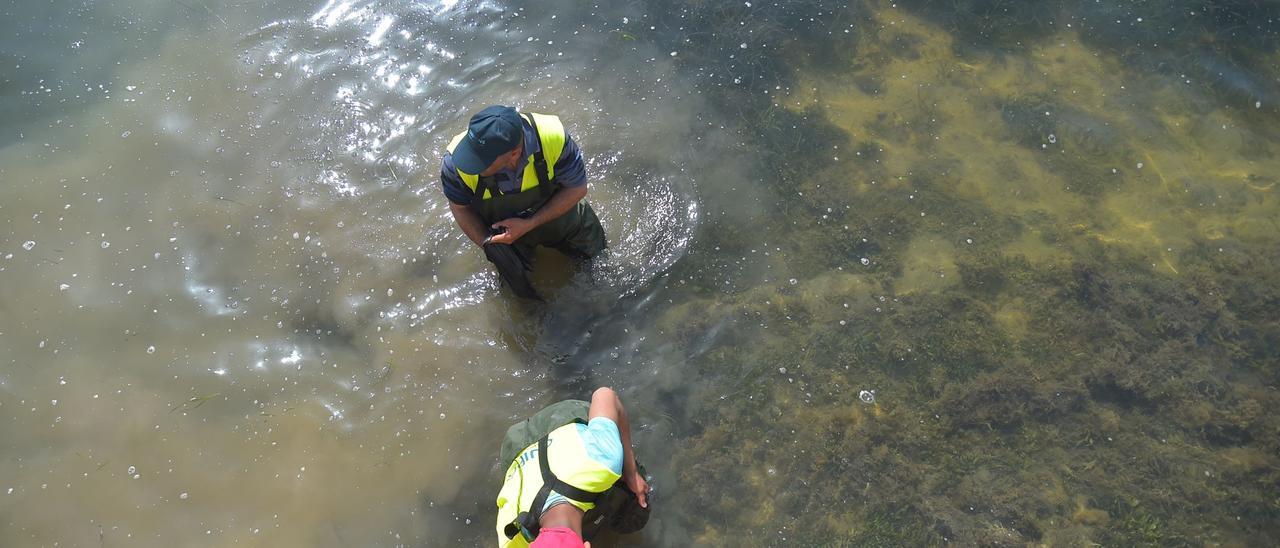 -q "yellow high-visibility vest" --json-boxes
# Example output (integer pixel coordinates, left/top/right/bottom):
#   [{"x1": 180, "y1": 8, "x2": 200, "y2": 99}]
[
  {"x1": 446, "y1": 112, "x2": 566, "y2": 200},
  {"x1": 494, "y1": 421, "x2": 621, "y2": 548}
]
